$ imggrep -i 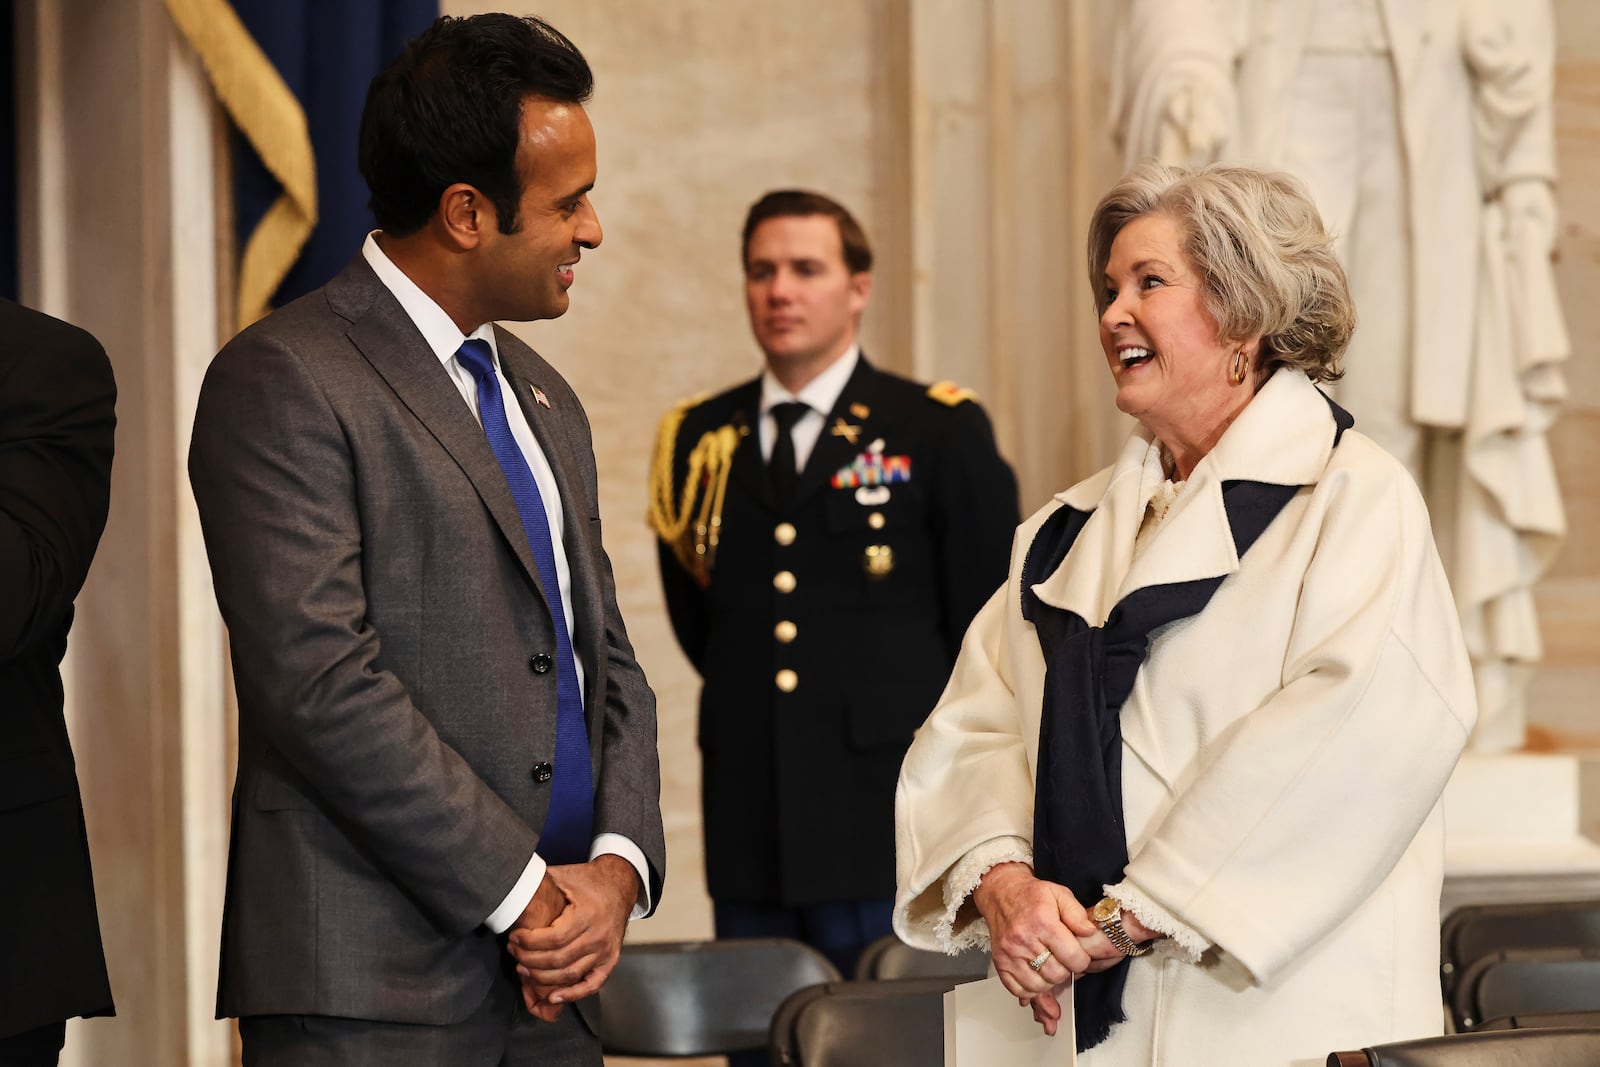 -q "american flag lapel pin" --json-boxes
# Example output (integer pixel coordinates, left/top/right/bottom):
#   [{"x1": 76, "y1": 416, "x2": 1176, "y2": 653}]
[{"x1": 531, "y1": 384, "x2": 551, "y2": 409}]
